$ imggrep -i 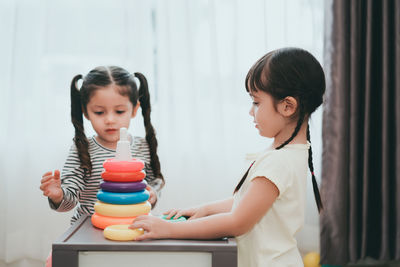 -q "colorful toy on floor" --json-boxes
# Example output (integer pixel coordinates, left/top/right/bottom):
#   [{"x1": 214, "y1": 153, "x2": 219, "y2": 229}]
[
  {"x1": 303, "y1": 252, "x2": 321, "y2": 267},
  {"x1": 91, "y1": 128, "x2": 150, "y2": 241}
]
